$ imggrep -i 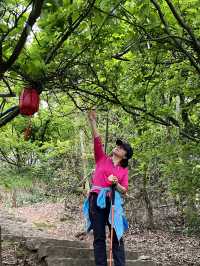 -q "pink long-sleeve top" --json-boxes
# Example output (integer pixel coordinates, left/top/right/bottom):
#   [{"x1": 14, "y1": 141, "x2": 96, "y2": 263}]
[{"x1": 90, "y1": 135, "x2": 129, "y2": 194}]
